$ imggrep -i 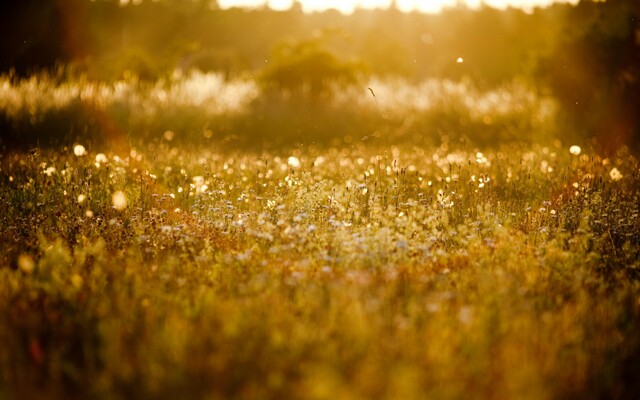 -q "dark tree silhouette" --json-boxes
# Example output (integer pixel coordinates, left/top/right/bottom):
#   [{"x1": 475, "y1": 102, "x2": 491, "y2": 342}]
[
  {"x1": 0, "y1": 0, "x2": 90, "y2": 75},
  {"x1": 542, "y1": 0, "x2": 640, "y2": 150}
]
